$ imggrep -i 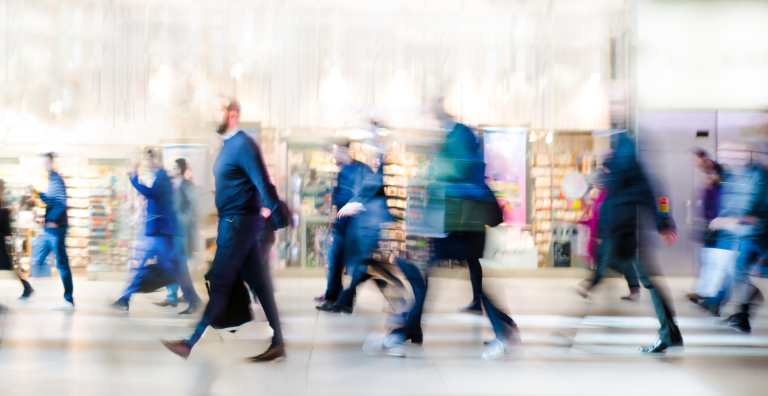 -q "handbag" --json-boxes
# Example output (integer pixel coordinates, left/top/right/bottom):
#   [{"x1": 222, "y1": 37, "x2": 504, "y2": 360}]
[
  {"x1": 204, "y1": 270, "x2": 252, "y2": 329},
  {"x1": 696, "y1": 247, "x2": 739, "y2": 298}
]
